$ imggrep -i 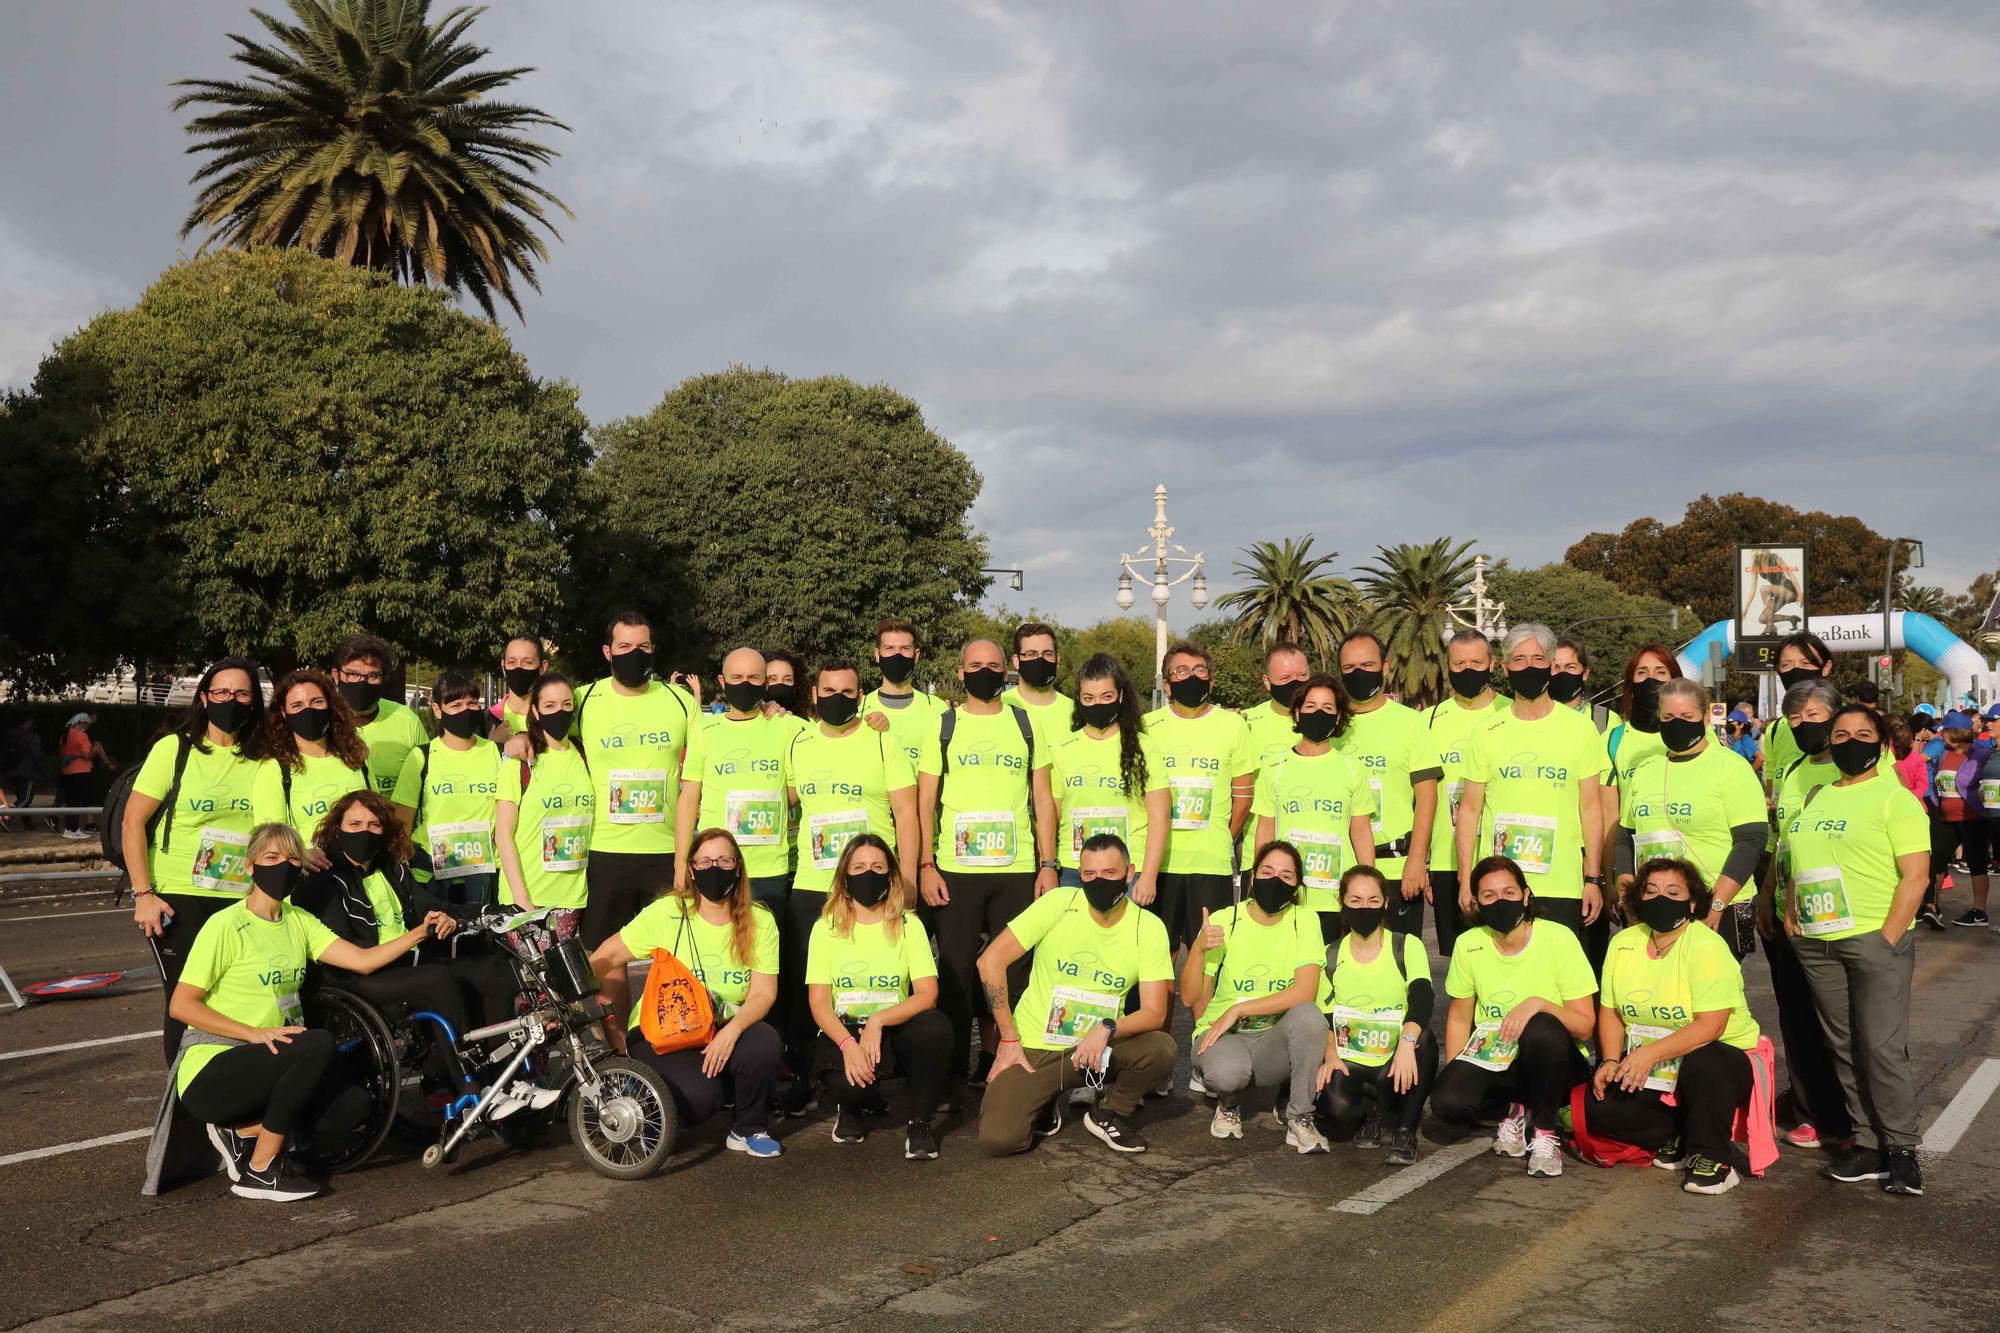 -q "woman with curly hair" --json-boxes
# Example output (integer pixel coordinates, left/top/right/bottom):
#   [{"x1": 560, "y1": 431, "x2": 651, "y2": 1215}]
[{"x1": 252, "y1": 668, "x2": 370, "y2": 849}]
